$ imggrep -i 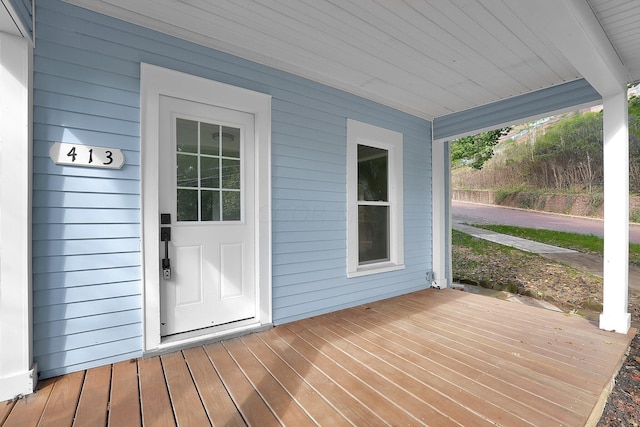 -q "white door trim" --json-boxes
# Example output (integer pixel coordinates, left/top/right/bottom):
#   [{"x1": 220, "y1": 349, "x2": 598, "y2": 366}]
[{"x1": 140, "y1": 63, "x2": 272, "y2": 352}]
